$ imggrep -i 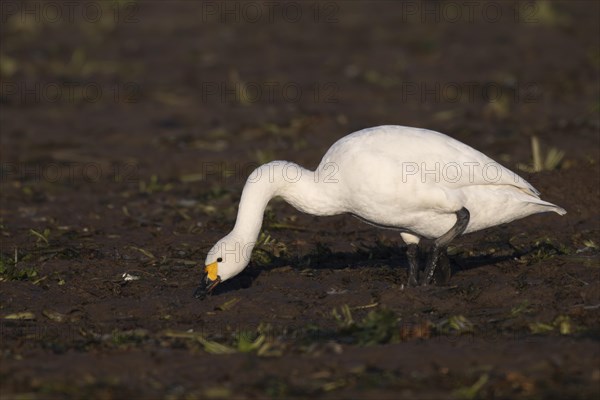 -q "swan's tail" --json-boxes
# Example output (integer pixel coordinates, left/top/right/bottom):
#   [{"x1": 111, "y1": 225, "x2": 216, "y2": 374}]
[
  {"x1": 460, "y1": 186, "x2": 565, "y2": 234},
  {"x1": 514, "y1": 180, "x2": 565, "y2": 215},
  {"x1": 530, "y1": 199, "x2": 566, "y2": 216},
  {"x1": 548, "y1": 204, "x2": 567, "y2": 216}
]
